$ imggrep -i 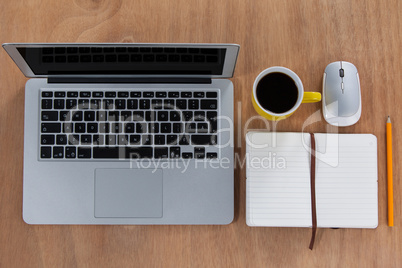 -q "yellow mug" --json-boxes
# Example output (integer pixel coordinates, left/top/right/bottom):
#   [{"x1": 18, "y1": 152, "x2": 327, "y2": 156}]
[{"x1": 252, "y1": 67, "x2": 321, "y2": 121}]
